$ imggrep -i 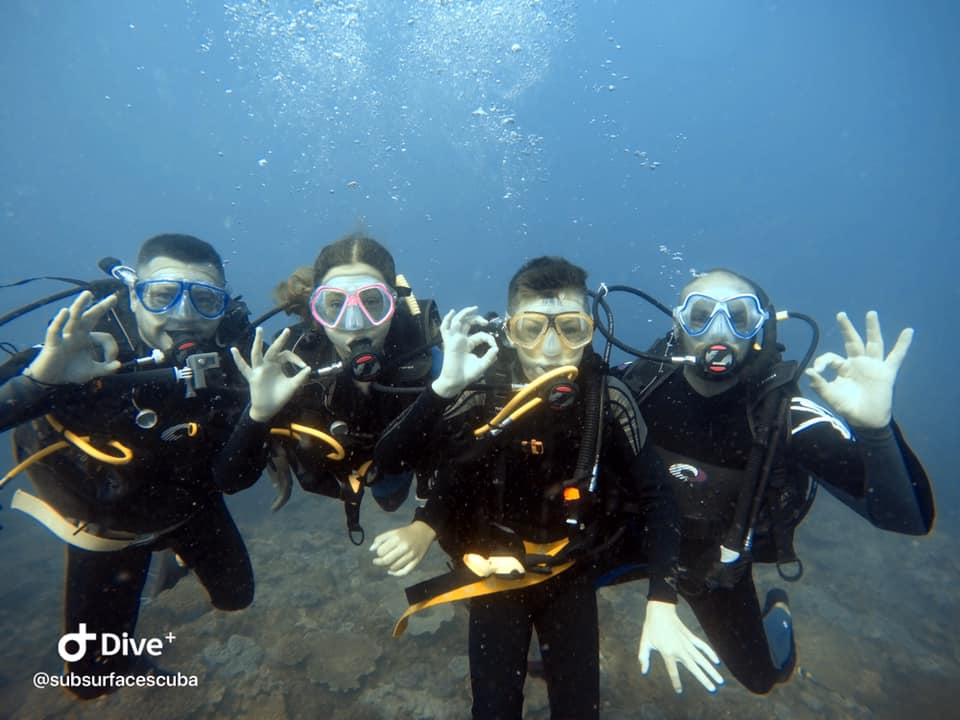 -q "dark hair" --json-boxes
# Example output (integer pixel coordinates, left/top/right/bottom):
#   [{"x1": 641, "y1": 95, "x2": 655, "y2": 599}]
[
  {"x1": 683, "y1": 268, "x2": 771, "y2": 308},
  {"x1": 314, "y1": 232, "x2": 396, "y2": 285},
  {"x1": 508, "y1": 256, "x2": 588, "y2": 312},
  {"x1": 136, "y1": 234, "x2": 224, "y2": 278},
  {"x1": 274, "y1": 232, "x2": 397, "y2": 321}
]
